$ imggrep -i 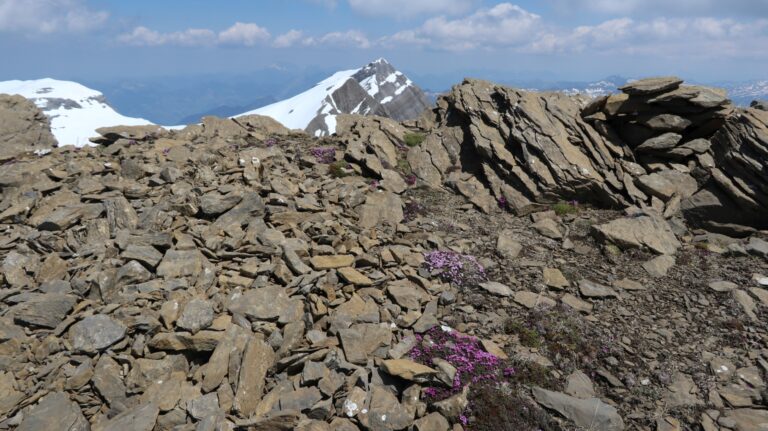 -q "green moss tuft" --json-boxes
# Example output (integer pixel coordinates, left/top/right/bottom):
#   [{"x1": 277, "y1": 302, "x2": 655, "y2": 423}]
[{"x1": 404, "y1": 133, "x2": 425, "y2": 147}]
